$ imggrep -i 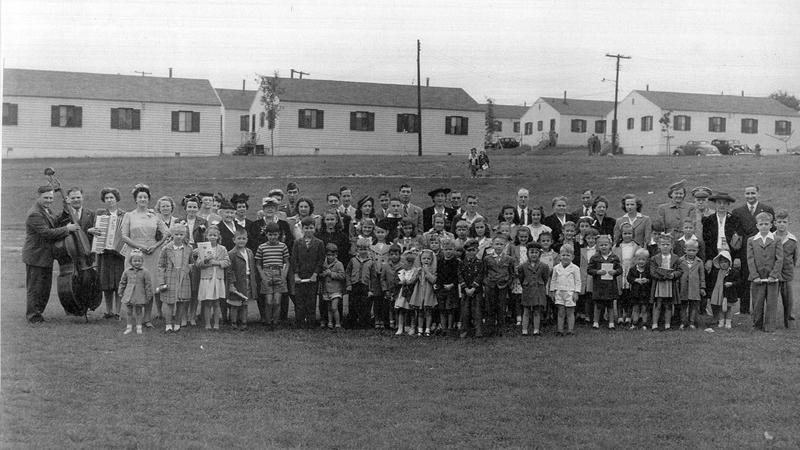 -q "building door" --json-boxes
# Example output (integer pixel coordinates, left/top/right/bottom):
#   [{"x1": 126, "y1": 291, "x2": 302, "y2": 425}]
[{"x1": 549, "y1": 119, "x2": 556, "y2": 131}]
